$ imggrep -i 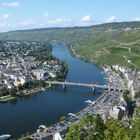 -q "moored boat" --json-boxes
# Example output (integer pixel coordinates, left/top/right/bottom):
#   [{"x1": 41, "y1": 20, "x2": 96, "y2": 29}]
[{"x1": 0, "y1": 134, "x2": 11, "y2": 140}]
